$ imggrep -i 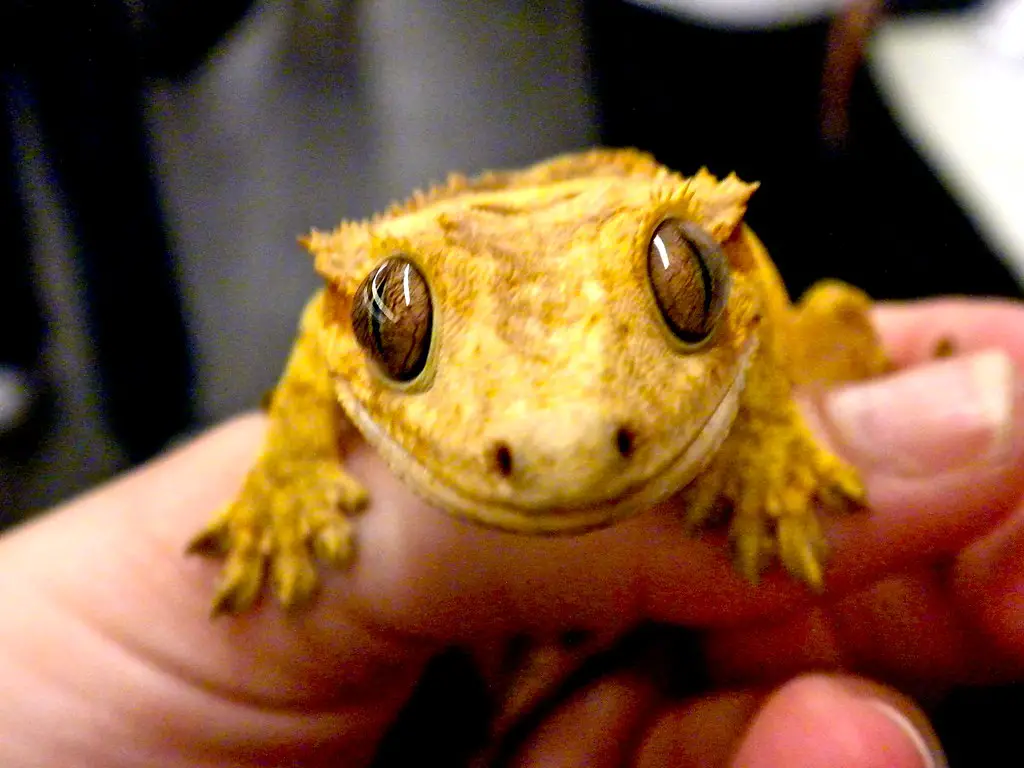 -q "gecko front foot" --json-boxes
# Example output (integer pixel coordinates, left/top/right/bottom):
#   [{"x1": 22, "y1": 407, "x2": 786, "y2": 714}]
[
  {"x1": 683, "y1": 408, "x2": 865, "y2": 590},
  {"x1": 679, "y1": 277, "x2": 885, "y2": 590},
  {"x1": 740, "y1": 428, "x2": 864, "y2": 589},
  {"x1": 188, "y1": 459, "x2": 367, "y2": 613}
]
